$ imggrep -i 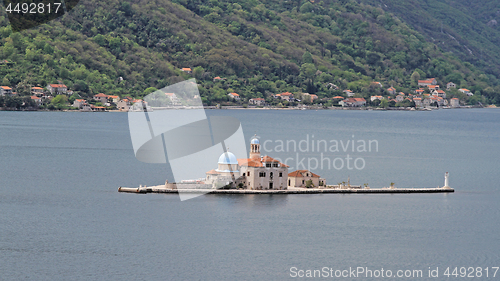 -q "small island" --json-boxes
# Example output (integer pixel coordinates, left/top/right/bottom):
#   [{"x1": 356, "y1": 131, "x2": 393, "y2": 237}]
[{"x1": 118, "y1": 136, "x2": 454, "y2": 195}]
